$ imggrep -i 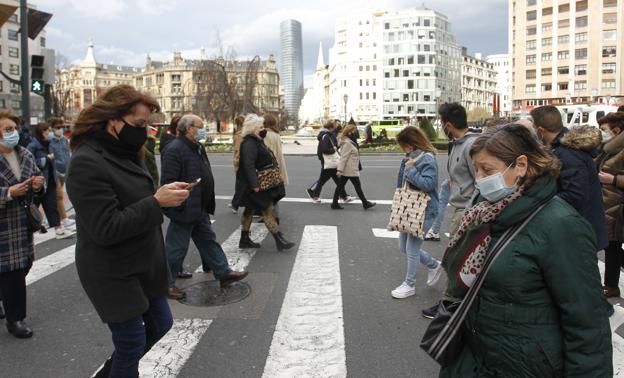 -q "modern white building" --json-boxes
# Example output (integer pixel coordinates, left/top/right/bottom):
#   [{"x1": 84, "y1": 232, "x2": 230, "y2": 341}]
[
  {"x1": 486, "y1": 53, "x2": 512, "y2": 116},
  {"x1": 461, "y1": 50, "x2": 497, "y2": 115},
  {"x1": 328, "y1": 8, "x2": 462, "y2": 122}
]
